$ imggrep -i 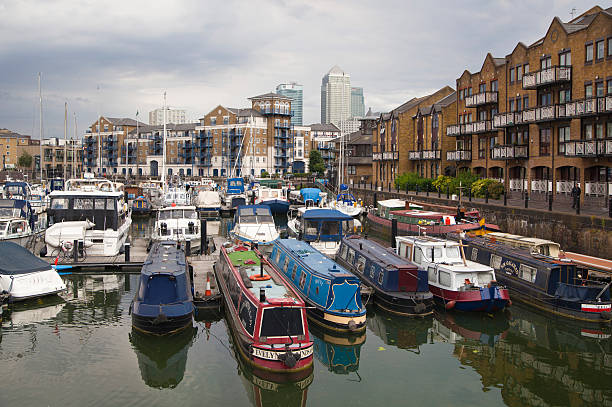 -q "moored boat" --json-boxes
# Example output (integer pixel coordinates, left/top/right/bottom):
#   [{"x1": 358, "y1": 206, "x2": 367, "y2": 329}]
[
  {"x1": 336, "y1": 237, "x2": 434, "y2": 317},
  {"x1": 131, "y1": 196, "x2": 151, "y2": 216},
  {"x1": 0, "y1": 198, "x2": 42, "y2": 246},
  {"x1": 131, "y1": 241, "x2": 194, "y2": 335},
  {"x1": 268, "y1": 239, "x2": 367, "y2": 333},
  {"x1": 457, "y1": 231, "x2": 612, "y2": 323},
  {"x1": 221, "y1": 177, "x2": 247, "y2": 210},
  {"x1": 230, "y1": 205, "x2": 279, "y2": 246},
  {"x1": 395, "y1": 235, "x2": 511, "y2": 312},
  {"x1": 215, "y1": 242, "x2": 314, "y2": 373},
  {"x1": 329, "y1": 185, "x2": 362, "y2": 217},
  {"x1": 254, "y1": 186, "x2": 290, "y2": 214},
  {"x1": 151, "y1": 205, "x2": 200, "y2": 254},
  {"x1": 194, "y1": 189, "x2": 221, "y2": 219},
  {"x1": 0, "y1": 242, "x2": 66, "y2": 302}
]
